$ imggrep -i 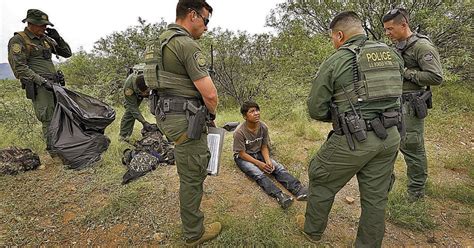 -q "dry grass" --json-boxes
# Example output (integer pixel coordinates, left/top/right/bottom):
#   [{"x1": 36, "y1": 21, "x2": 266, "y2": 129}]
[{"x1": 0, "y1": 81, "x2": 473, "y2": 246}]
